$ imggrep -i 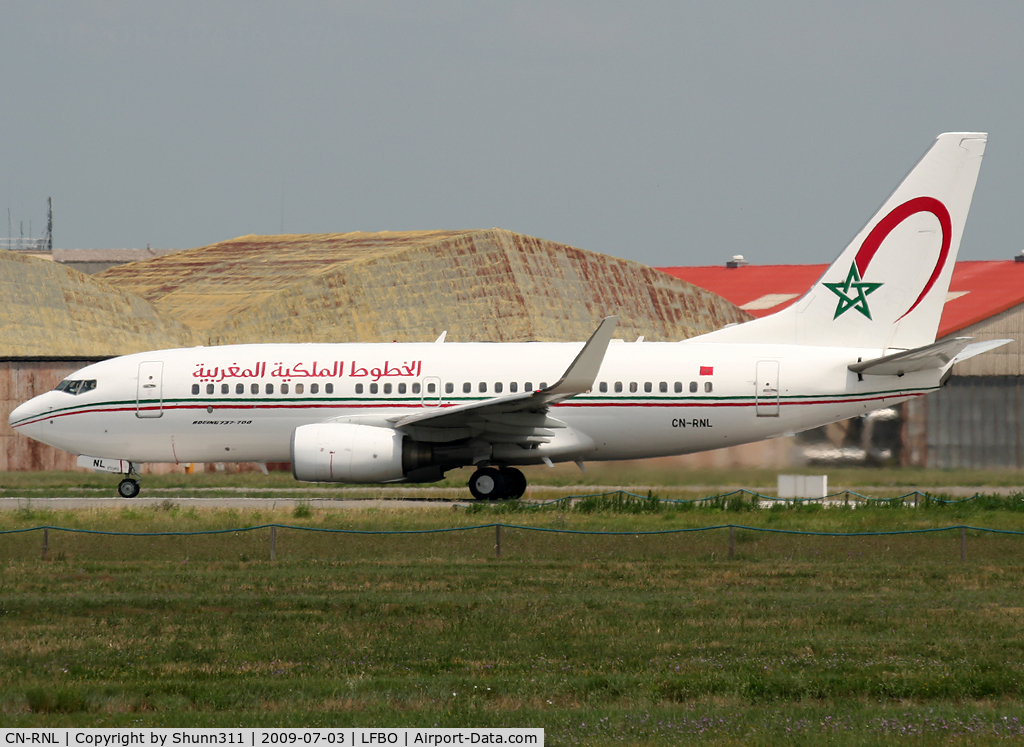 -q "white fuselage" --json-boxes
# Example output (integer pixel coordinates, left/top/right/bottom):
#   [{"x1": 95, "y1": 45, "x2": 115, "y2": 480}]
[{"x1": 9, "y1": 338, "x2": 936, "y2": 469}]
